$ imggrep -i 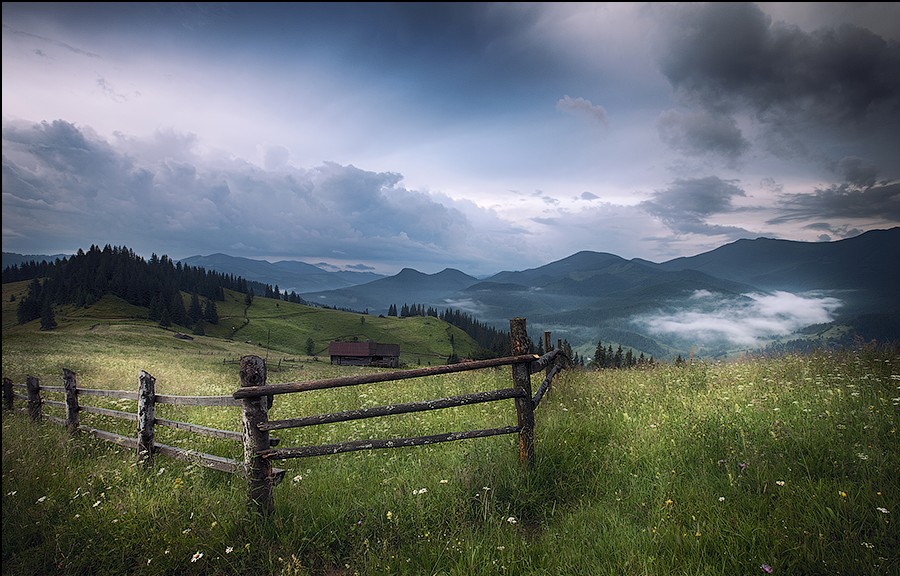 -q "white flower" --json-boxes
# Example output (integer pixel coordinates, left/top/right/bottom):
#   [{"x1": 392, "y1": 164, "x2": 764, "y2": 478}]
[
  {"x1": 506, "y1": 516, "x2": 518, "y2": 524},
  {"x1": 191, "y1": 551, "x2": 203, "y2": 562},
  {"x1": 718, "y1": 496, "x2": 725, "y2": 502},
  {"x1": 225, "y1": 546, "x2": 234, "y2": 554},
  {"x1": 876, "y1": 507, "x2": 890, "y2": 514},
  {"x1": 292, "y1": 474, "x2": 303, "y2": 483},
  {"x1": 36, "y1": 496, "x2": 48, "y2": 503},
  {"x1": 93, "y1": 500, "x2": 101, "y2": 508}
]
